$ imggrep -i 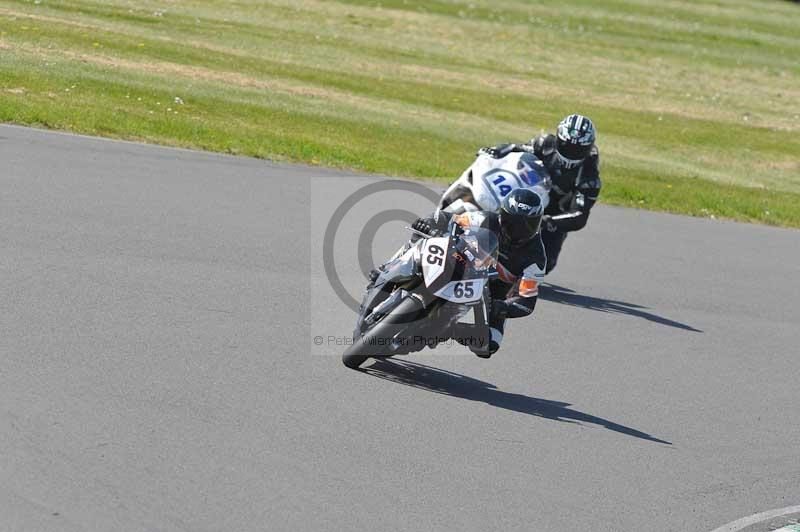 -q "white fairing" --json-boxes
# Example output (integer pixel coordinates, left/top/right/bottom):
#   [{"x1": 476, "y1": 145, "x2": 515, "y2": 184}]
[
  {"x1": 434, "y1": 279, "x2": 486, "y2": 304},
  {"x1": 441, "y1": 151, "x2": 551, "y2": 213},
  {"x1": 420, "y1": 236, "x2": 489, "y2": 304},
  {"x1": 420, "y1": 237, "x2": 449, "y2": 286}
]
